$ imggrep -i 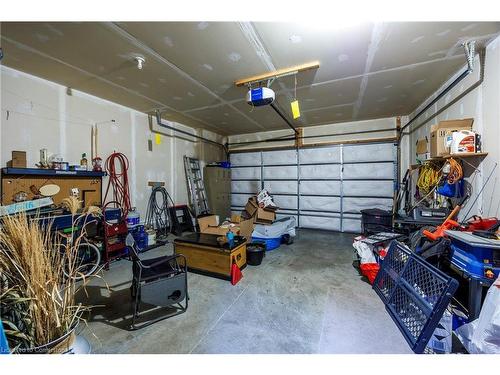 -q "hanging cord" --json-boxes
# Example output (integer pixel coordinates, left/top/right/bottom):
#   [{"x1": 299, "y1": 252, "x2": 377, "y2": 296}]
[
  {"x1": 411, "y1": 162, "x2": 445, "y2": 211},
  {"x1": 103, "y1": 152, "x2": 131, "y2": 213},
  {"x1": 144, "y1": 186, "x2": 175, "y2": 241},
  {"x1": 446, "y1": 157, "x2": 463, "y2": 184},
  {"x1": 417, "y1": 162, "x2": 441, "y2": 195}
]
